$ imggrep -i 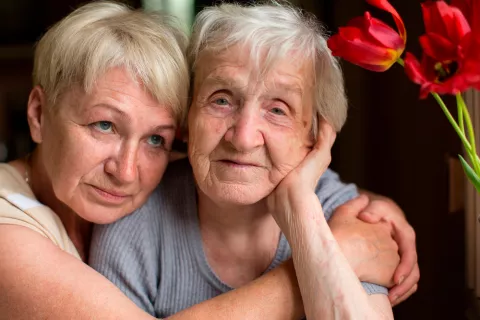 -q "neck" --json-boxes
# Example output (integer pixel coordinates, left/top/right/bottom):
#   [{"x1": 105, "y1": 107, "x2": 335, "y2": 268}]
[
  {"x1": 28, "y1": 149, "x2": 92, "y2": 261},
  {"x1": 197, "y1": 188, "x2": 281, "y2": 287},
  {"x1": 197, "y1": 188, "x2": 280, "y2": 239}
]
